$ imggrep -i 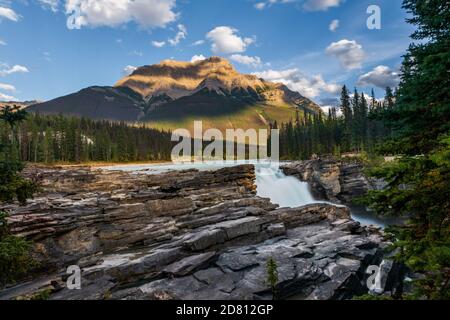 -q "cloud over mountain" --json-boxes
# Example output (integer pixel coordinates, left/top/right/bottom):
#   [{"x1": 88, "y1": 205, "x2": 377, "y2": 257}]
[
  {"x1": 190, "y1": 54, "x2": 206, "y2": 62},
  {"x1": 253, "y1": 68, "x2": 340, "y2": 99},
  {"x1": 123, "y1": 65, "x2": 137, "y2": 75},
  {"x1": 229, "y1": 54, "x2": 262, "y2": 67},
  {"x1": 206, "y1": 26, "x2": 255, "y2": 54},
  {"x1": 0, "y1": 92, "x2": 17, "y2": 101}
]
